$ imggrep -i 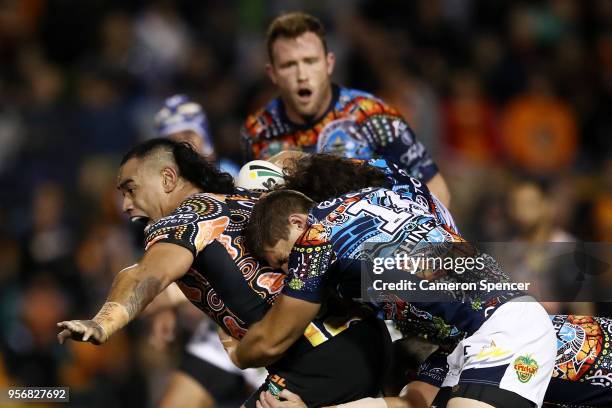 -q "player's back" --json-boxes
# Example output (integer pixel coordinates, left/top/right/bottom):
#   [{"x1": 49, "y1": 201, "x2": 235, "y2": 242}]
[
  {"x1": 304, "y1": 187, "x2": 522, "y2": 335},
  {"x1": 369, "y1": 157, "x2": 458, "y2": 233}
]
